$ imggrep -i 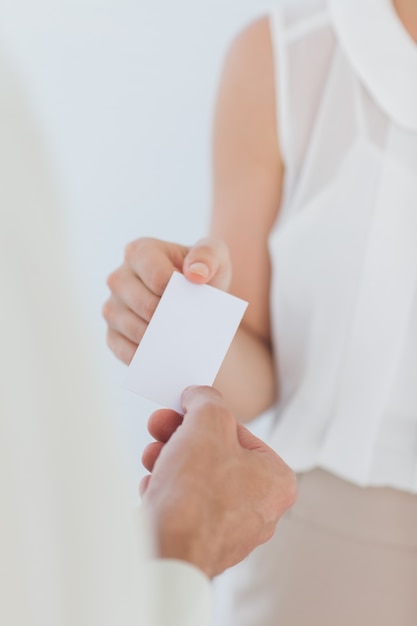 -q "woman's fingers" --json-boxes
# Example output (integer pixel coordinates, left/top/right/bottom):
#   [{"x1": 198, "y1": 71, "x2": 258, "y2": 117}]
[
  {"x1": 103, "y1": 238, "x2": 233, "y2": 374},
  {"x1": 105, "y1": 328, "x2": 137, "y2": 365},
  {"x1": 103, "y1": 238, "x2": 192, "y2": 365},
  {"x1": 106, "y1": 266, "x2": 160, "y2": 322},
  {"x1": 183, "y1": 237, "x2": 232, "y2": 291},
  {"x1": 125, "y1": 238, "x2": 189, "y2": 296},
  {"x1": 102, "y1": 296, "x2": 148, "y2": 345}
]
